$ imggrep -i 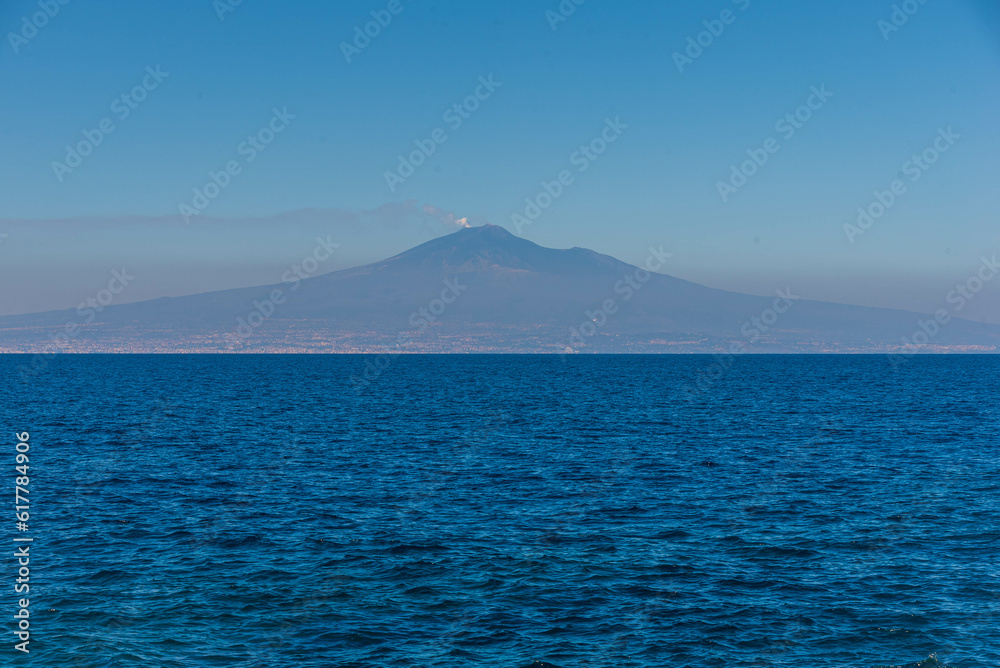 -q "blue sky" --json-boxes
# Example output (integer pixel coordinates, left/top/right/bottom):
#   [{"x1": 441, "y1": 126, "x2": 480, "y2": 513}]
[{"x1": 1, "y1": 0, "x2": 999, "y2": 320}]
